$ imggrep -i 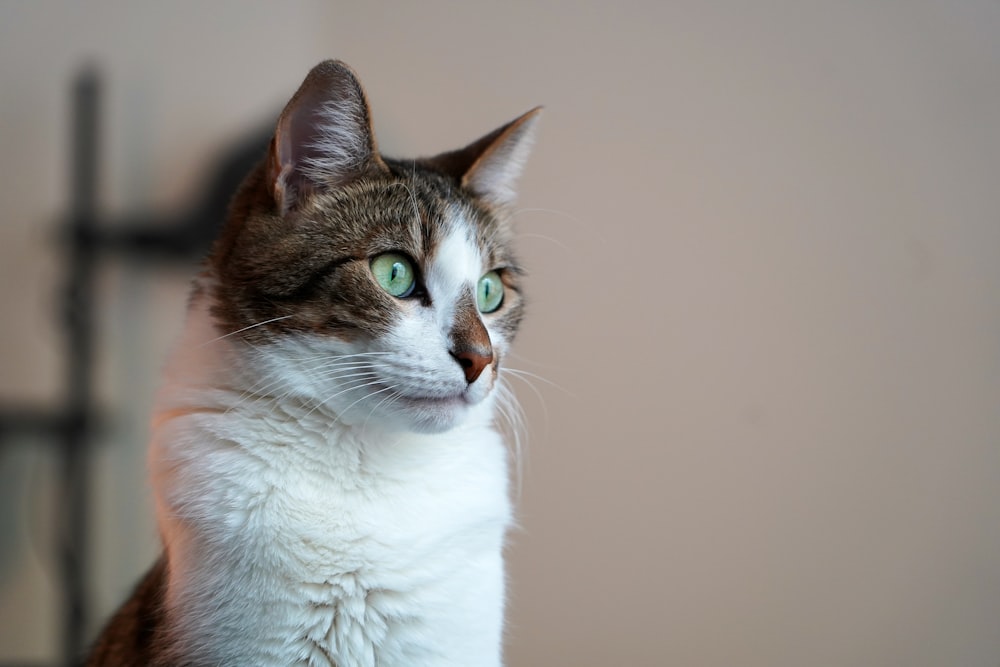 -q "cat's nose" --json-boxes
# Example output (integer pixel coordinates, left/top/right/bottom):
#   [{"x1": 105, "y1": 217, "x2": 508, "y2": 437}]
[{"x1": 451, "y1": 346, "x2": 493, "y2": 384}]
